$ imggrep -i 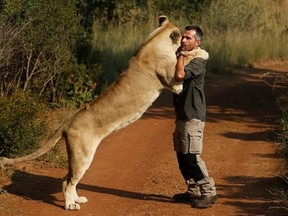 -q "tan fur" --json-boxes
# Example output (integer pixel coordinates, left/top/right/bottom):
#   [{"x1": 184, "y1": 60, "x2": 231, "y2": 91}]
[
  {"x1": 184, "y1": 47, "x2": 209, "y2": 64},
  {"x1": 0, "y1": 16, "x2": 208, "y2": 210}
]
